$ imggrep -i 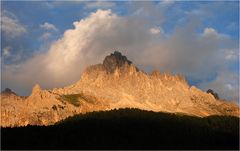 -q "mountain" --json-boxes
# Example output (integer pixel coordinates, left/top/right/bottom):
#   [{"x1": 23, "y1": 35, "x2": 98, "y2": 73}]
[{"x1": 1, "y1": 51, "x2": 239, "y2": 127}]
